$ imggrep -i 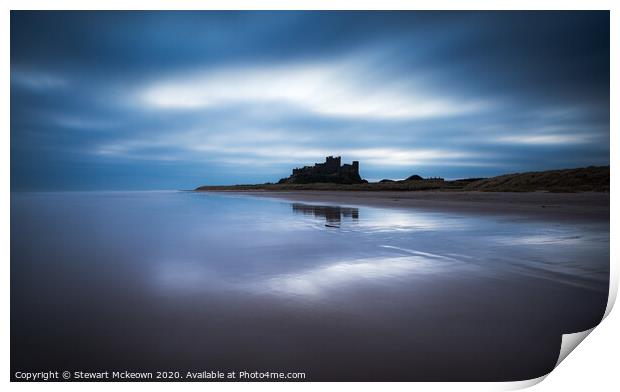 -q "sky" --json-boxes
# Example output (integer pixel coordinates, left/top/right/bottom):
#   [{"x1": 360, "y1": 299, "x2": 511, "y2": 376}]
[{"x1": 11, "y1": 11, "x2": 609, "y2": 190}]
